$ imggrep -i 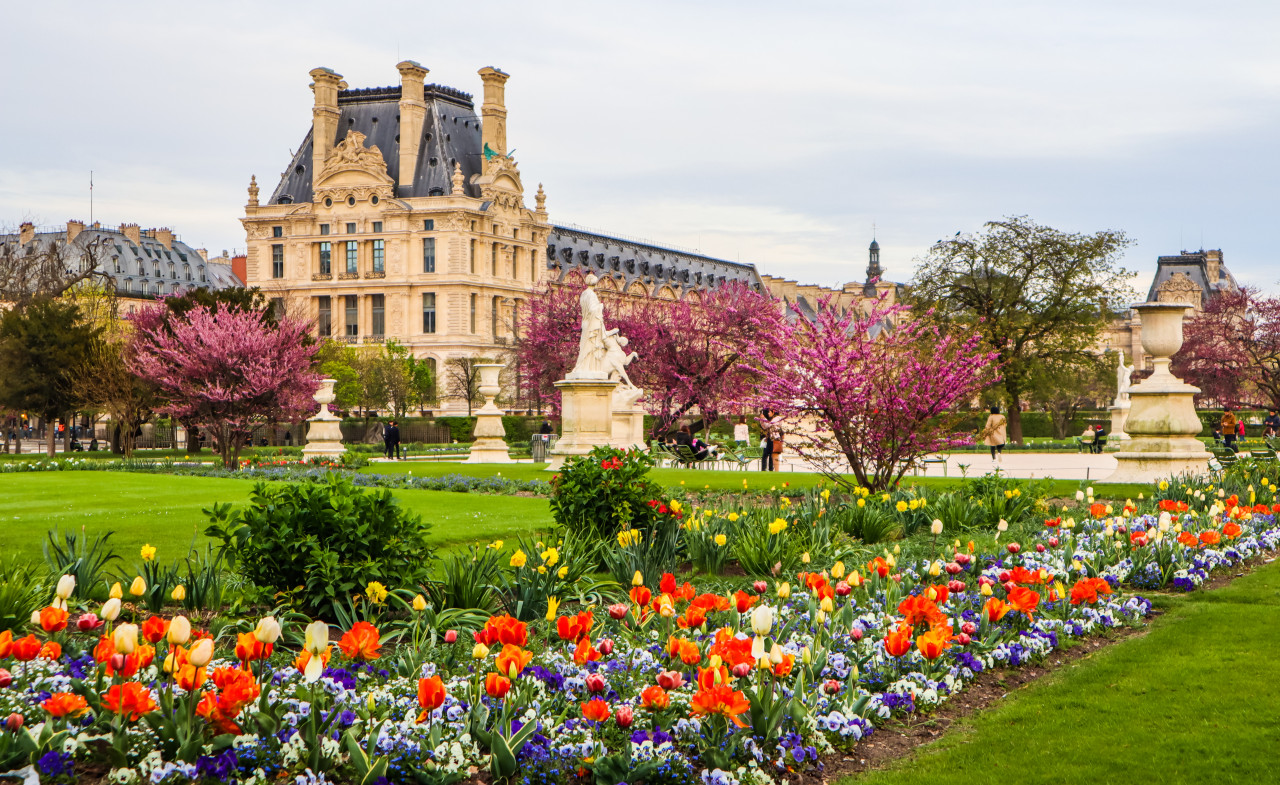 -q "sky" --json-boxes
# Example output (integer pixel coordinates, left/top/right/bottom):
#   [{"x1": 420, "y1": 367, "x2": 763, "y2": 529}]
[{"x1": 2, "y1": 0, "x2": 1278, "y2": 295}]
